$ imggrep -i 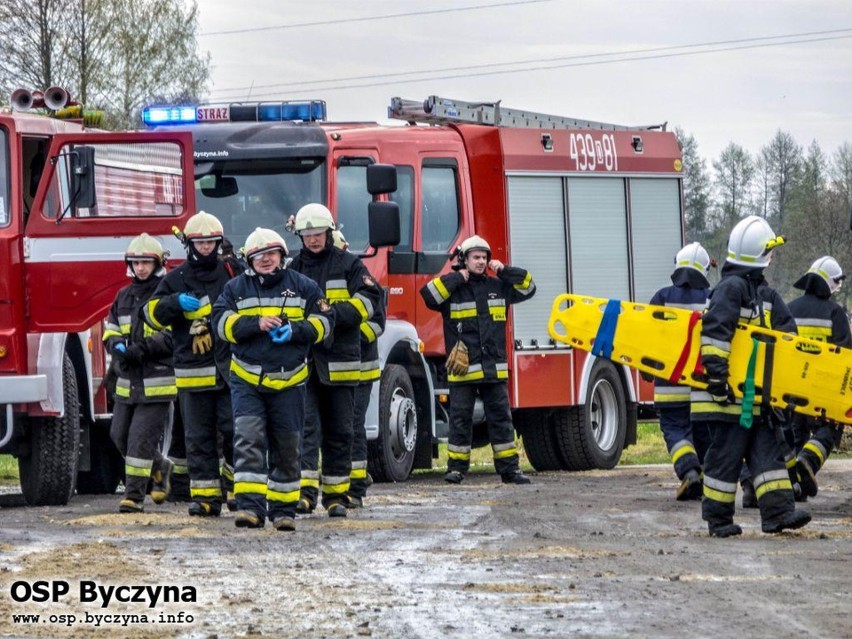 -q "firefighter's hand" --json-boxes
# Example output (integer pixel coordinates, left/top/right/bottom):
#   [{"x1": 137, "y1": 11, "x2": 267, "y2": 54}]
[
  {"x1": 178, "y1": 293, "x2": 201, "y2": 312},
  {"x1": 123, "y1": 344, "x2": 144, "y2": 364},
  {"x1": 706, "y1": 378, "x2": 734, "y2": 405},
  {"x1": 488, "y1": 259, "x2": 504, "y2": 273},
  {"x1": 445, "y1": 340, "x2": 470, "y2": 376},
  {"x1": 270, "y1": 323, "x2": 292, "y2": 344},
  {"x1": 258, "y1": 316, "x2": 283, "y2": 332},
  {"x1": 459, "y1": 269, "x2": 470, "y2": 282},
  {"x1": 112, "y1": 343, "x2": 127, "y2": 361},
  {"x1": 190, "y1": 319, "x2": 213, "y2": 355}
]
